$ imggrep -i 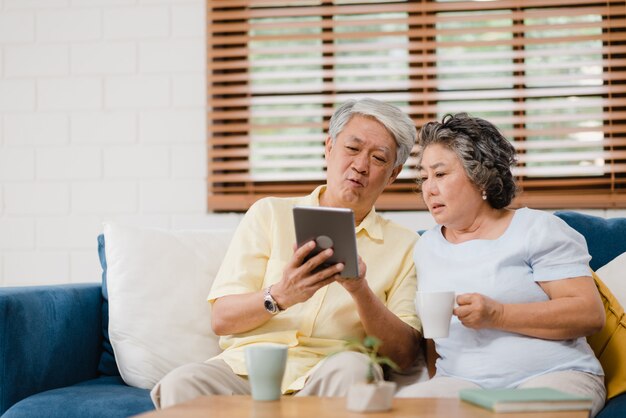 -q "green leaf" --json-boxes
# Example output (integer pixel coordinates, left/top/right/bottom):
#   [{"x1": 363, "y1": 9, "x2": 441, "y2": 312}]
[
  {"x1": 340, "y1": 335, "x2": 397, "y2": 381},
  {"x1": 363, "y1": 336, "x2": 381, "y2": 350}
]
